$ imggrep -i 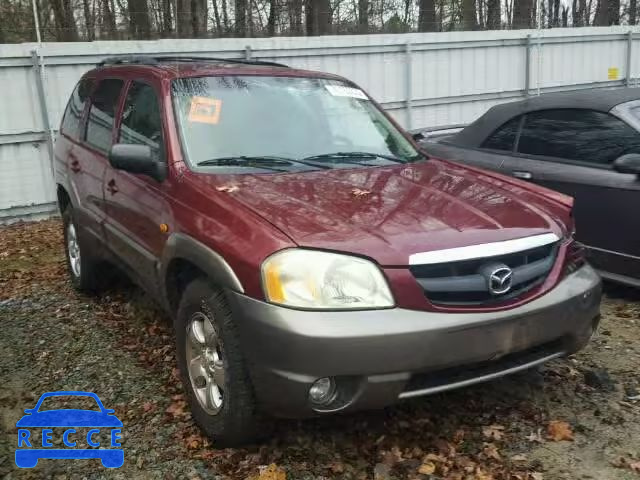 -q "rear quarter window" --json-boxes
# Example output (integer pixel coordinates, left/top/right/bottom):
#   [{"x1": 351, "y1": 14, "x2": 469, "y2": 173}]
[
  {"x1": 84, "y1": 79, "x2": 124, "y2": 154},
  {"x1": 517, "y1": 109, "x2": 640, "y2": 165},
  {"x1": 60, "y1": 79, "x2": 93, "y2": 140},
  {"x1": 481, "y1": 116, "x2": 521, "y2": 151}
]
